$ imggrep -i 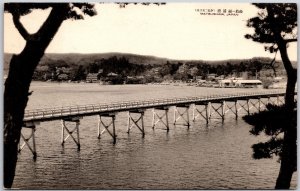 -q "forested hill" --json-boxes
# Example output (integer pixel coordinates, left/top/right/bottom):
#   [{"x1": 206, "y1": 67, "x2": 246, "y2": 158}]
[
  {"x1": 3, "y1": 52, "x2": 296, "y2": 72},
  {"x1": 4, "y1": 52, "x2": 168, "y2": 70},
  {"x1": 4, "y1": 52, "x2": 297, "y2": 68}
]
